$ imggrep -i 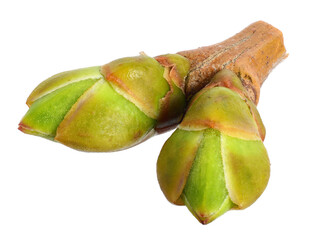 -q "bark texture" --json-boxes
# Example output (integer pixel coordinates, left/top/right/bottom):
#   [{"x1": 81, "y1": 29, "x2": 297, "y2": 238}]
[{"x1": 178, "y1": 21, "x2": 287, "y2": 104}]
